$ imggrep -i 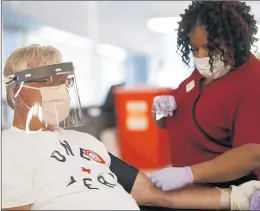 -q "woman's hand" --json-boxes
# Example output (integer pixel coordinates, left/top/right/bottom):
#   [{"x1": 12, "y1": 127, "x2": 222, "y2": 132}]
[
  {"x1": 152, "y1": 95, "x2": 177, "y2": 118},
  {"x1": 149, "y1": 167, "x2": 194, "y2": 191},
  {"x1": 231, "y1": 180, "x2": 260, "y2": 210}
]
